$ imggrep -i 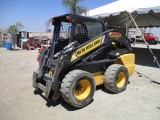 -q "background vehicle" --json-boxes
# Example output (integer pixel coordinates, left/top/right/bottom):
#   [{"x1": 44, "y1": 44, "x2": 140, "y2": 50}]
[
  {"x1": 23, "y1": 37, "x2": 37, "y2": 50},
  {"x1": 128, "y1": 29, "x2": 158, "y2": 44},
  {"x1": 34, "y1": 38, "x2": 41, "y2": 48},
  {"x1": 143, "y1": 32, "x2": 158, "y2": 44},
  {"x1": 33, "y1": 14, "x2": 135, "y2": 108},
  {"x1": 38, "y1": 38, "x2": 50, "y2": 53}
]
